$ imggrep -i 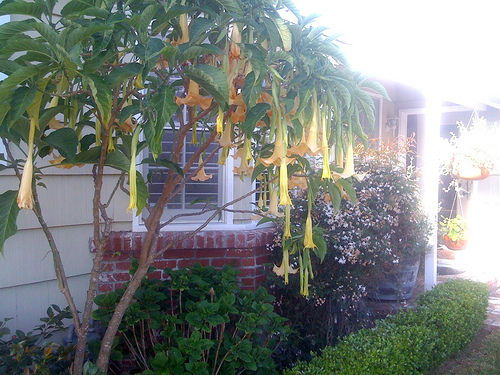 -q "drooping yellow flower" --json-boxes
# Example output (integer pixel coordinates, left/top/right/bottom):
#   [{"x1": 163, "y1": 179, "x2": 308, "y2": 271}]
[
  {"x1": 17, "y1": 118, "x2": 37, "y2": 210},
  {"x1": 273, "y1": 248, "x2": 298, "y2": 284},
  {"x1": 304, "y1": 96, "x2": 322, "y2": 156},
  {"x1": 268, "y1": 182, "x2": 282, "y2": 217},
  {"x1": 303, "y1": 211, "x2": 316, "y2": 249},
  {"x1": 260, "y1": 123, "x2": 295, "y2": 167},
  {"x1": 233, "y1": 137, "x2": 253, "y2": 177},
  {"x1": 174, "y1": 12, "x2": 189, "y2": 45},
  {"x1": 218, "y1": 122, "x2": 234, "y2": 148},
  {"x1": 279, "y1": 157, "x2": 292, "y2": 206},
  {"x1": 283, "y1": 204, "x2": 291, "y2": 239},
  {"x1": 340, "y1": 143, "x2": 356, "y2": 178},
  {"x1": 175, "y1": 80, "x2": 213, "y2": 110},
  {"x1": 288, "y1": 175, "x2": 308, "y2": 190},
  {"x1": 192, "y1": 156, "x2": 214, "y2": 181},
  {"x1": 229, "y1": 23, "x2": 241, "y2": 61},
  {"x1": 321, "y1": 109, "x2": 332, "y2": 179},
  {"x1": 216, "y1": 107, "x2": 224, "y2": 134},
  {"x1": 127, "y1": 126, "x2": 141, "y2": 213}
]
